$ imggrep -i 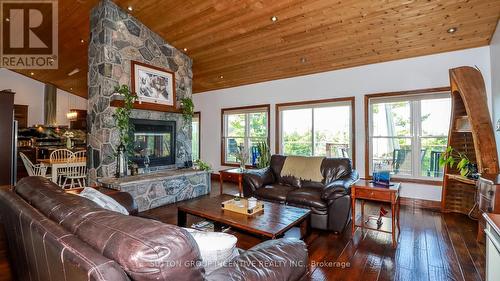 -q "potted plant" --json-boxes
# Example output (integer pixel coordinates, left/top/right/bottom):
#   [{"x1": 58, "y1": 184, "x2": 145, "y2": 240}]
[
  {"x1": 180, "y1": 97, "x2": 194, "y2": 121},
  {"x1": 439, "y1": 146, "x2": 478, "y2": 178},
  {"x1": 255, "y1": 141, "x2": 270, "y2": 169},
  {"x1": 113, "y1": 85, "x2": 137, "y2": 177},
  {"x1": 234, "y1": 145, "x2": 248, "y2": 171}
]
